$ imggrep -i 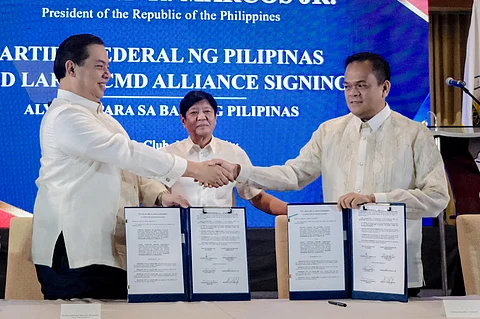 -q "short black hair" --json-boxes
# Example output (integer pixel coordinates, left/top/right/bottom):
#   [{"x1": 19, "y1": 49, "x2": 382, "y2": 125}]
[
  {"x1": 180, "y1": 90, "x2": 218, "y2": 117},
  {"x1": 344, "y1": 52, "x2": 390, "y2": 84},
  {"x1": 54, "y1": 34, "x2": 104, "y2": 80}
]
